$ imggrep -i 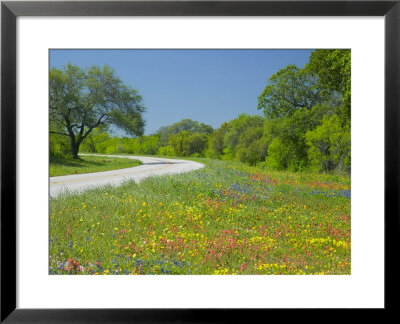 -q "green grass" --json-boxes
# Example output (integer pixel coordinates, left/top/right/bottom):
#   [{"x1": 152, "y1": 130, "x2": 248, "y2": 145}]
[
  {"x1": 49, "y1": 155, "x2": 142, "y2": 177},
  {"x1": 49, "y1": 158, "x2": 351, "y2": 275}
]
